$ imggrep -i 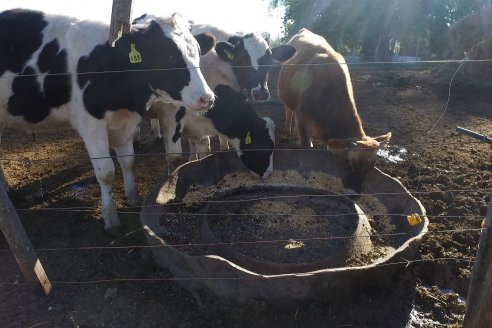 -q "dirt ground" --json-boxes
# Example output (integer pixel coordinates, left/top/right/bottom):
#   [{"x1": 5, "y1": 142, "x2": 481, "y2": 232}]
[{"x1": 0, "y1": 62, "x2": 491, "y2": 327}]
